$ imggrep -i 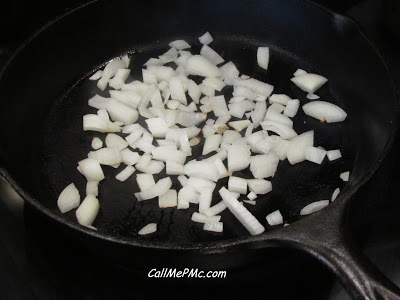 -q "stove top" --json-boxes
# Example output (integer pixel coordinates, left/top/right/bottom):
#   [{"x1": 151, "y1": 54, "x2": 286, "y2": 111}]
[{"x1": 1, "y1": 1, "x2": 400, "y2": 299}]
